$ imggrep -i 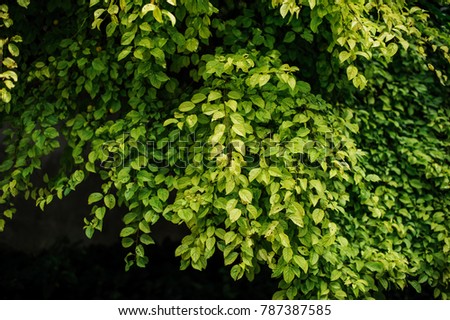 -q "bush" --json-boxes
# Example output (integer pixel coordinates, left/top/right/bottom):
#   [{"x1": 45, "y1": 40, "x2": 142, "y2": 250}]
[{"x1": 1, "y1": 0, "x2": 449, "y2": 299}]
